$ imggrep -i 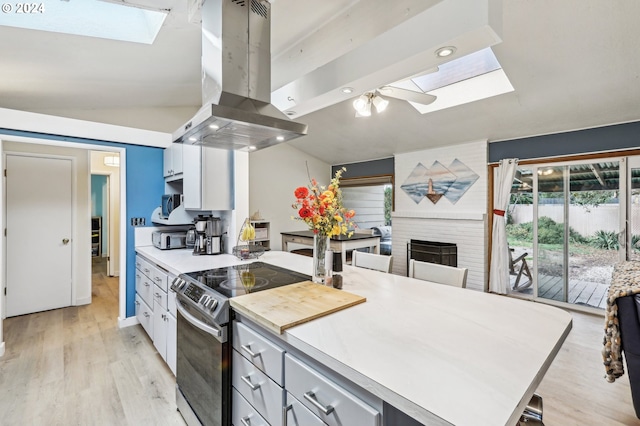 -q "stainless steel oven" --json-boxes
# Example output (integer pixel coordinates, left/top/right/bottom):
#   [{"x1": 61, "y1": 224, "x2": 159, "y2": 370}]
[
  {"x1": 175, "y1": 297, "x2": 230, "y2": 426},
  {"x1": 171, "y1": 262, "x2": 310, "y2": 426}
]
